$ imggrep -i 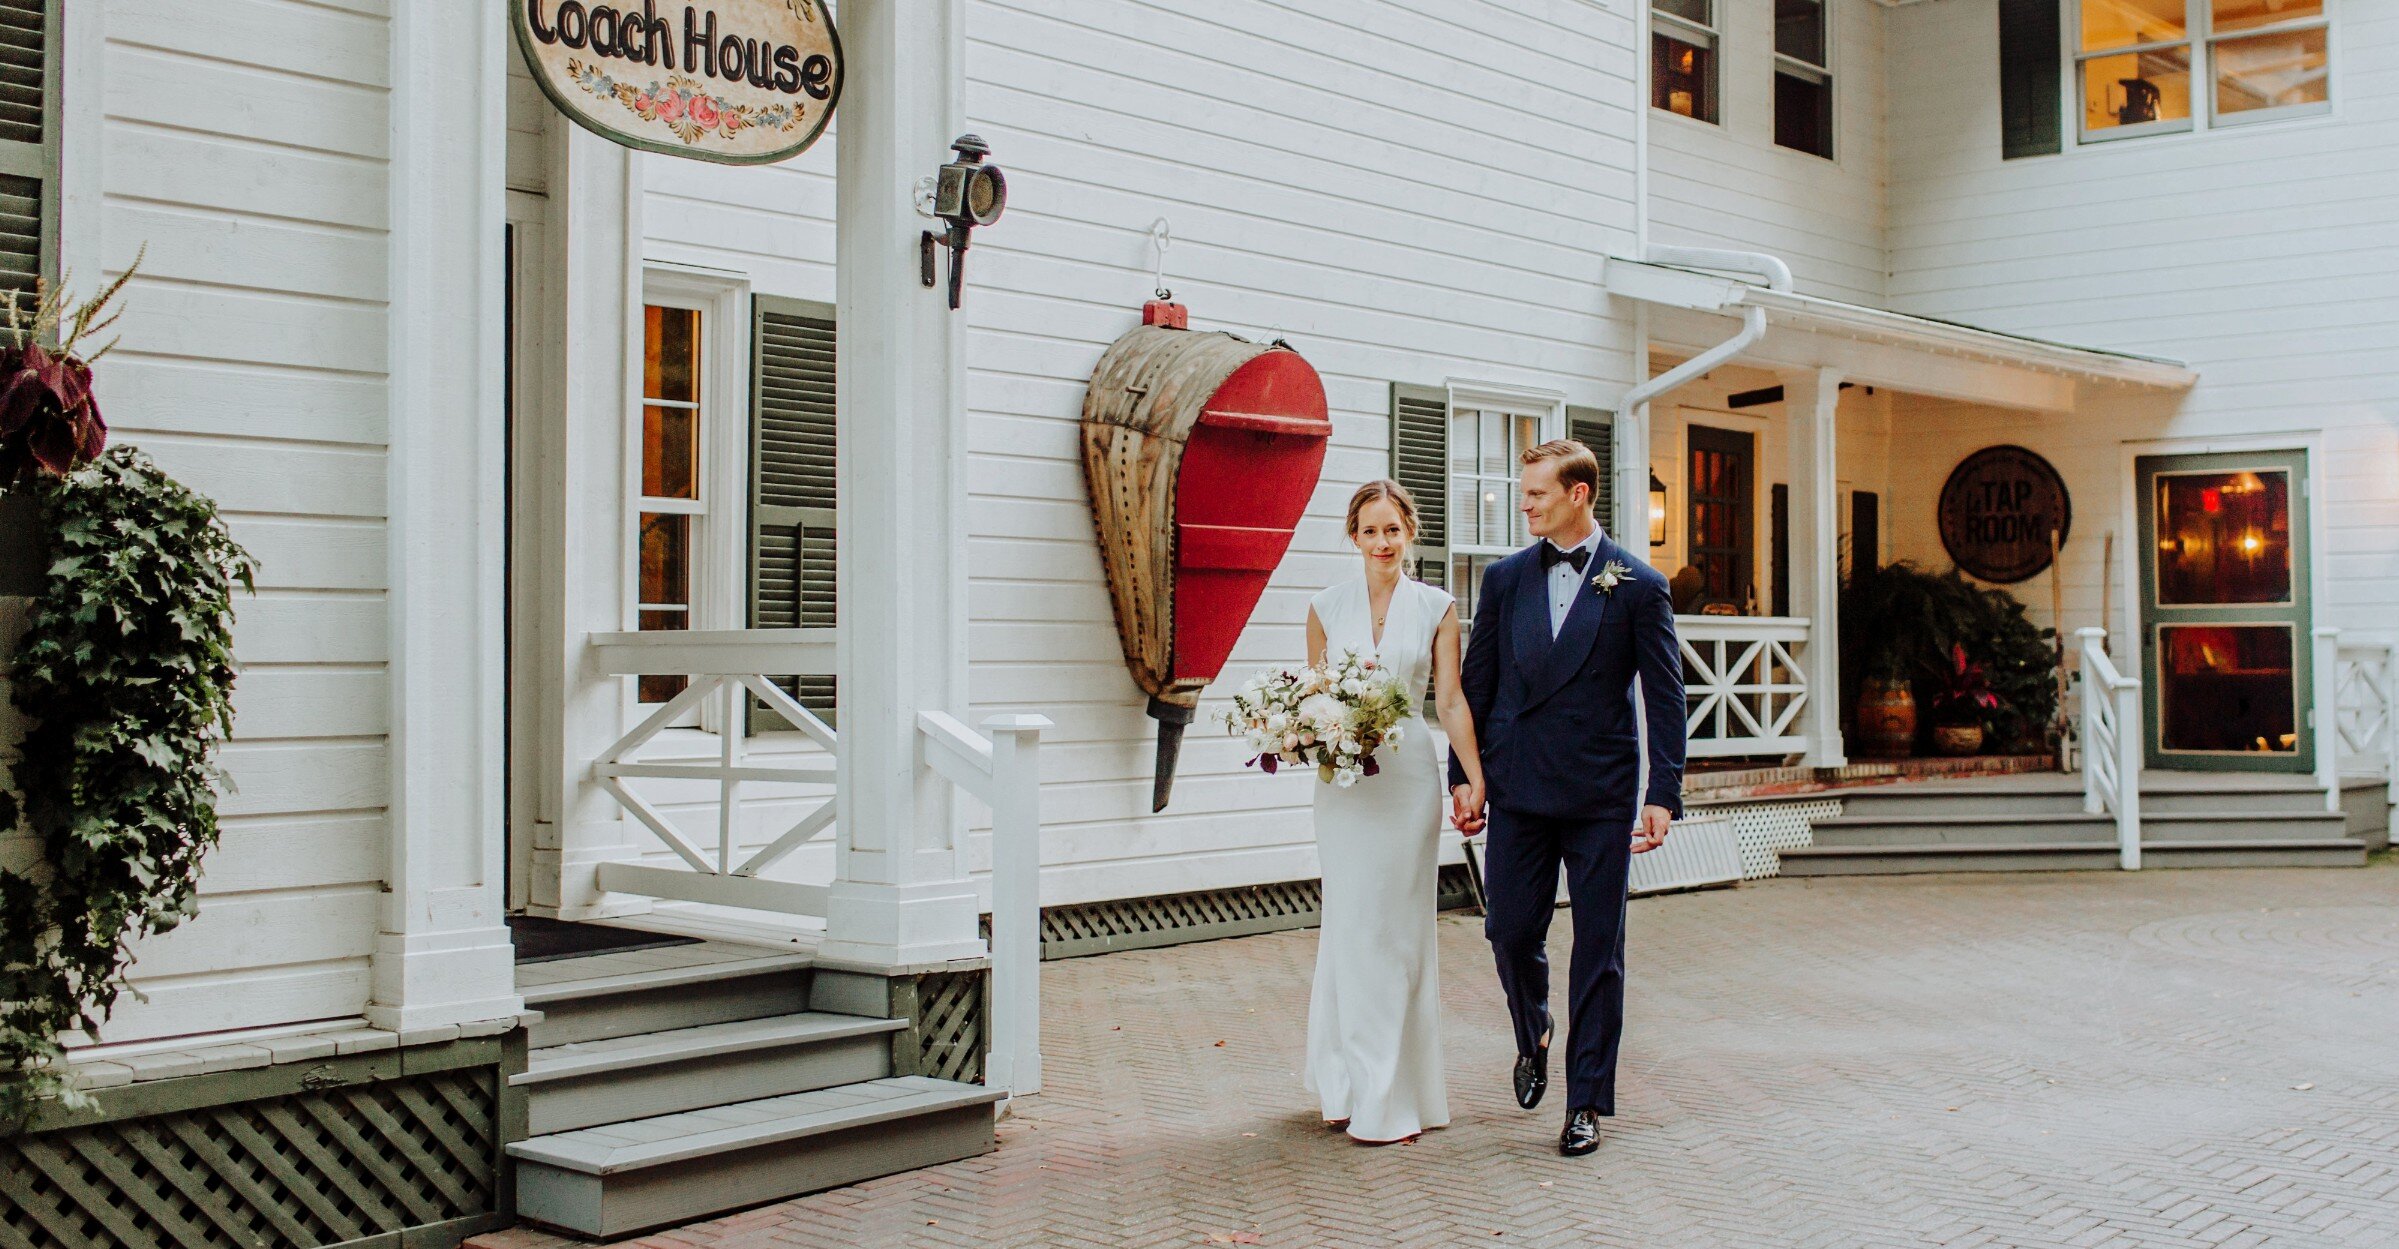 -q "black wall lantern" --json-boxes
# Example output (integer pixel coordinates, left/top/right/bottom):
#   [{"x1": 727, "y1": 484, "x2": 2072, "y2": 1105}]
[
  {"x1": 1649, "y1": 471, "x2": 1668, "y2": 547},
  {"x1": 921, "y1": 134, "x2": 1007, "y2": 310}
]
